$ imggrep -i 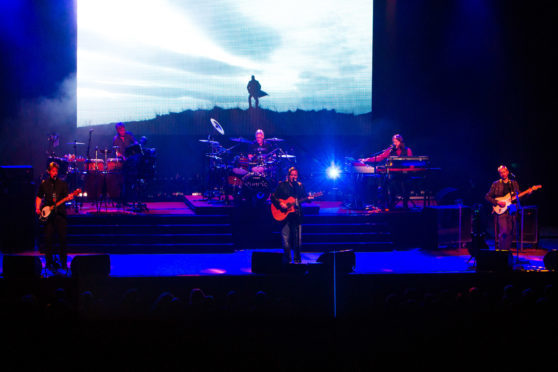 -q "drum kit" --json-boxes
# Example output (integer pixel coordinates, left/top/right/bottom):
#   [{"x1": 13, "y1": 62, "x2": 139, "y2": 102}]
[
  {"x1": 201, "y1": 119, "x2": 296, "y2": 203},
  {"x1": 45, "y1": 133, "x2": 156, "y2": 212}
]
